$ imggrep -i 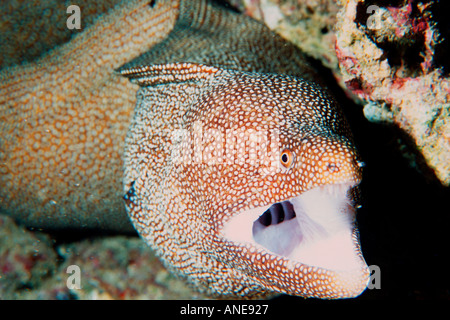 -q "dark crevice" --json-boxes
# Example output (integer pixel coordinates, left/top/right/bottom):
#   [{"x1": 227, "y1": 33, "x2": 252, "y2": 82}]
[
  {"x1": 355, "y1": 0, "x2": 407, "y2": 26},
  {"x1": 429, "y1": 0, "x2": 450, "y2": 75},
  {"x1": 315, "y1": 47, "x2": 450, "y2": 299},
  {"x1": 320, "y1": 26, "x2": 329, "y2": 34},
  {"x1": 378, "y1": 37, "x2": 426, "y2": 77},
  {"x1": 211, "y1": 0, "x2": 241, "y2": 13}
]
